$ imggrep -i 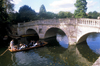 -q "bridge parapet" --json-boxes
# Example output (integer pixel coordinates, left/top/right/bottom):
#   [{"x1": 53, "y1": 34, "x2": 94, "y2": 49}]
[
  {"x1": 18, "y1": 18, "x2": 100, "y2": 27},
  {"x1": 77, "y1": 18, "x2": 100, "y2": 27},
  {"x1": 18, "y1": 18, "x2": 77, "y2": 27}
]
